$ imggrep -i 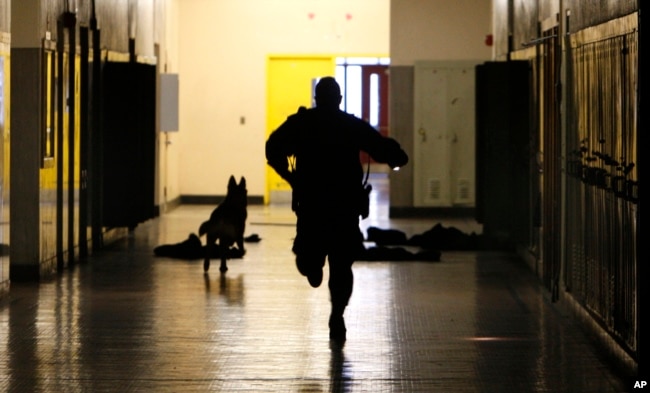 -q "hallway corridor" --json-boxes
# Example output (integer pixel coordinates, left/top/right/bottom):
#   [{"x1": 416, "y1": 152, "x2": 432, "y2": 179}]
[{"x1": 0, "y1": 190, "x2": 636, "y2": 392}]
